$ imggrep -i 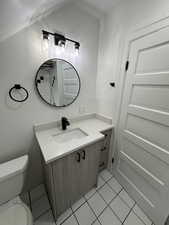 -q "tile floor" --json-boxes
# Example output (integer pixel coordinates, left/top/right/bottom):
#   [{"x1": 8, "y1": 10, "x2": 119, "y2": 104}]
[{"x1": 21, "y1": 169, "x2": 154, "y2": 225}]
